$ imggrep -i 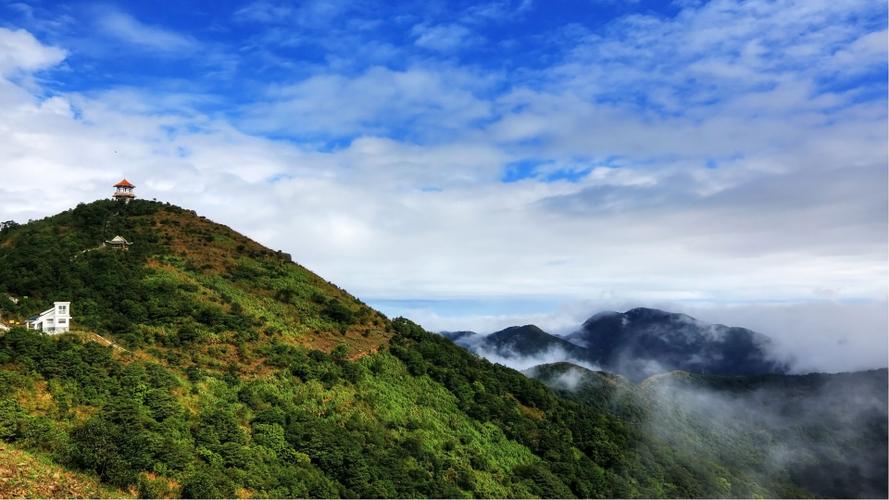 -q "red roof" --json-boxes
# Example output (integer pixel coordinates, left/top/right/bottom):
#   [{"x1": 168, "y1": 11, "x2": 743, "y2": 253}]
[{"x1": 114, "y1": 179, "x2": 135, "y2": 188}]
